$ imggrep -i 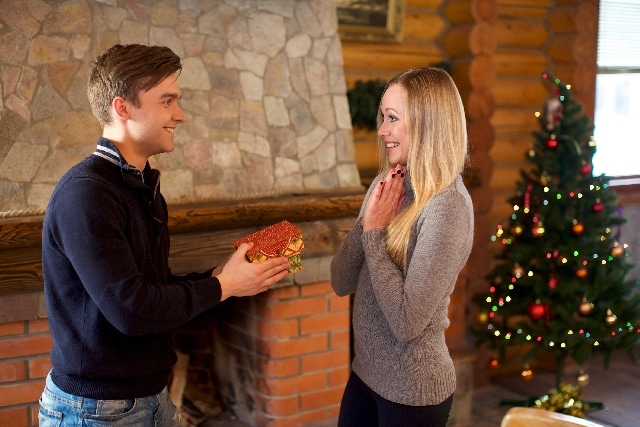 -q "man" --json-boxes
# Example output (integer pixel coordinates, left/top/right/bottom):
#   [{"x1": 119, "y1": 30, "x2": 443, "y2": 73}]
[{"x1": 39, "y1": 44, "x2": 290, "y2": 426}]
